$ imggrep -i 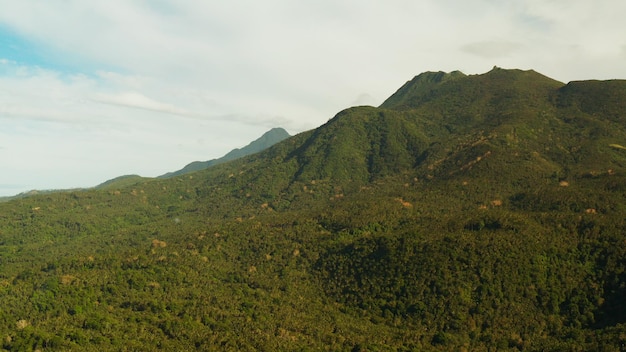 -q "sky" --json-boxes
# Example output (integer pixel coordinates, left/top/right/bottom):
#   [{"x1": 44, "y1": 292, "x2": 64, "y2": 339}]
[{"x1": 1, "y1": 1, "x2": 625, "y2": 196}]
